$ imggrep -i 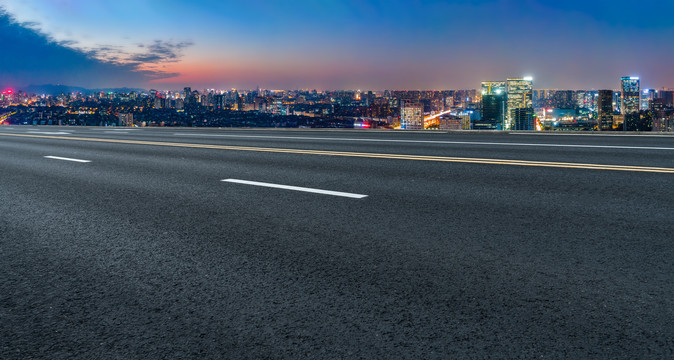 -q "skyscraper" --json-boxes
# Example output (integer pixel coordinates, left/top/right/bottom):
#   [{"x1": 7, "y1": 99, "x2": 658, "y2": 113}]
[
  {"x1": 479, "y1": 81, "x2": 506, "y2": 130},
  {"x1": 621, "y1": 77, "x2": 640, "y2": 114},
  {"x1": 640, "y1": 89, "x2": 656, "y2": 111},
  {"x1": 400, "y1": 102, "x2": 424, "y2": 130},
  {"x1": 657, "y1": 90, "x2": 674, "y2": 107},
  {"x1": 613, "y1": 91, "x2": 622, "y2": 114},
  {"x1": 621, "y1": 76, "x2": 640, "y2": 131},
  {"x1": 650, "y1": 98, "x2": 668, "y2": 132},
  {"x1": 597, "y1": 90, "x2": 613, "y2": 131},
  {"x1": 506, "y1": 77, "x2": 533, "y2": 130}
]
